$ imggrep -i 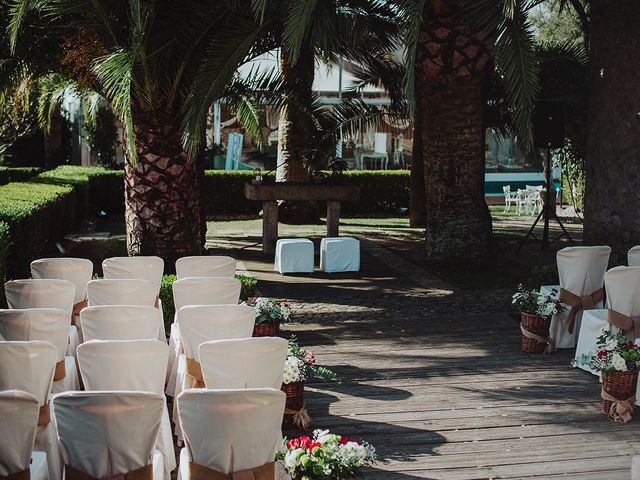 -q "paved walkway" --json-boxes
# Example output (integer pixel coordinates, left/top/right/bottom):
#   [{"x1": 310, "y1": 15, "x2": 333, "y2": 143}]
[{"x1": 209, "y1": 234, "x2": 638, "y2": 479}]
